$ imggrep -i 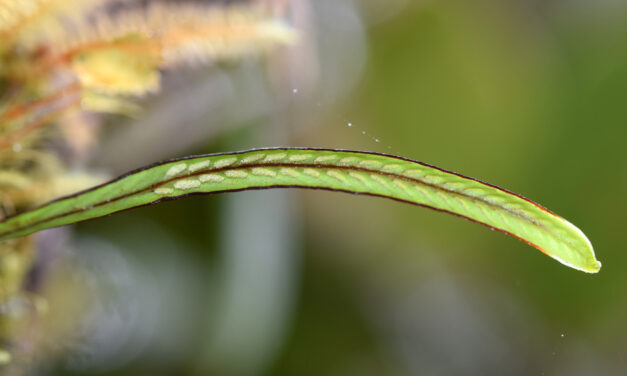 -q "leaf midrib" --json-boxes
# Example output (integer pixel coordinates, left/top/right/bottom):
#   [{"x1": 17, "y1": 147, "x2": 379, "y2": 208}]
[{"x1": 0, "y1": 162, "x2": 548, "y2": 240}]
